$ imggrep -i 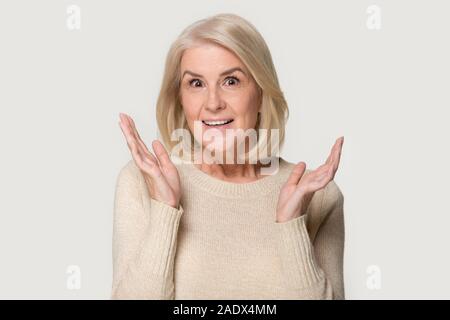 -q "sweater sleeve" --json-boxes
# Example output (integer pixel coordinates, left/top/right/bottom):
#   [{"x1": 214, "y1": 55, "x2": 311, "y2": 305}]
[
  {"x1": 274, "y1": 180, "x2": 345, "y2": 300},
  {"x1": 110, "y1": 161, "x2": 184, "y2": 300}
]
